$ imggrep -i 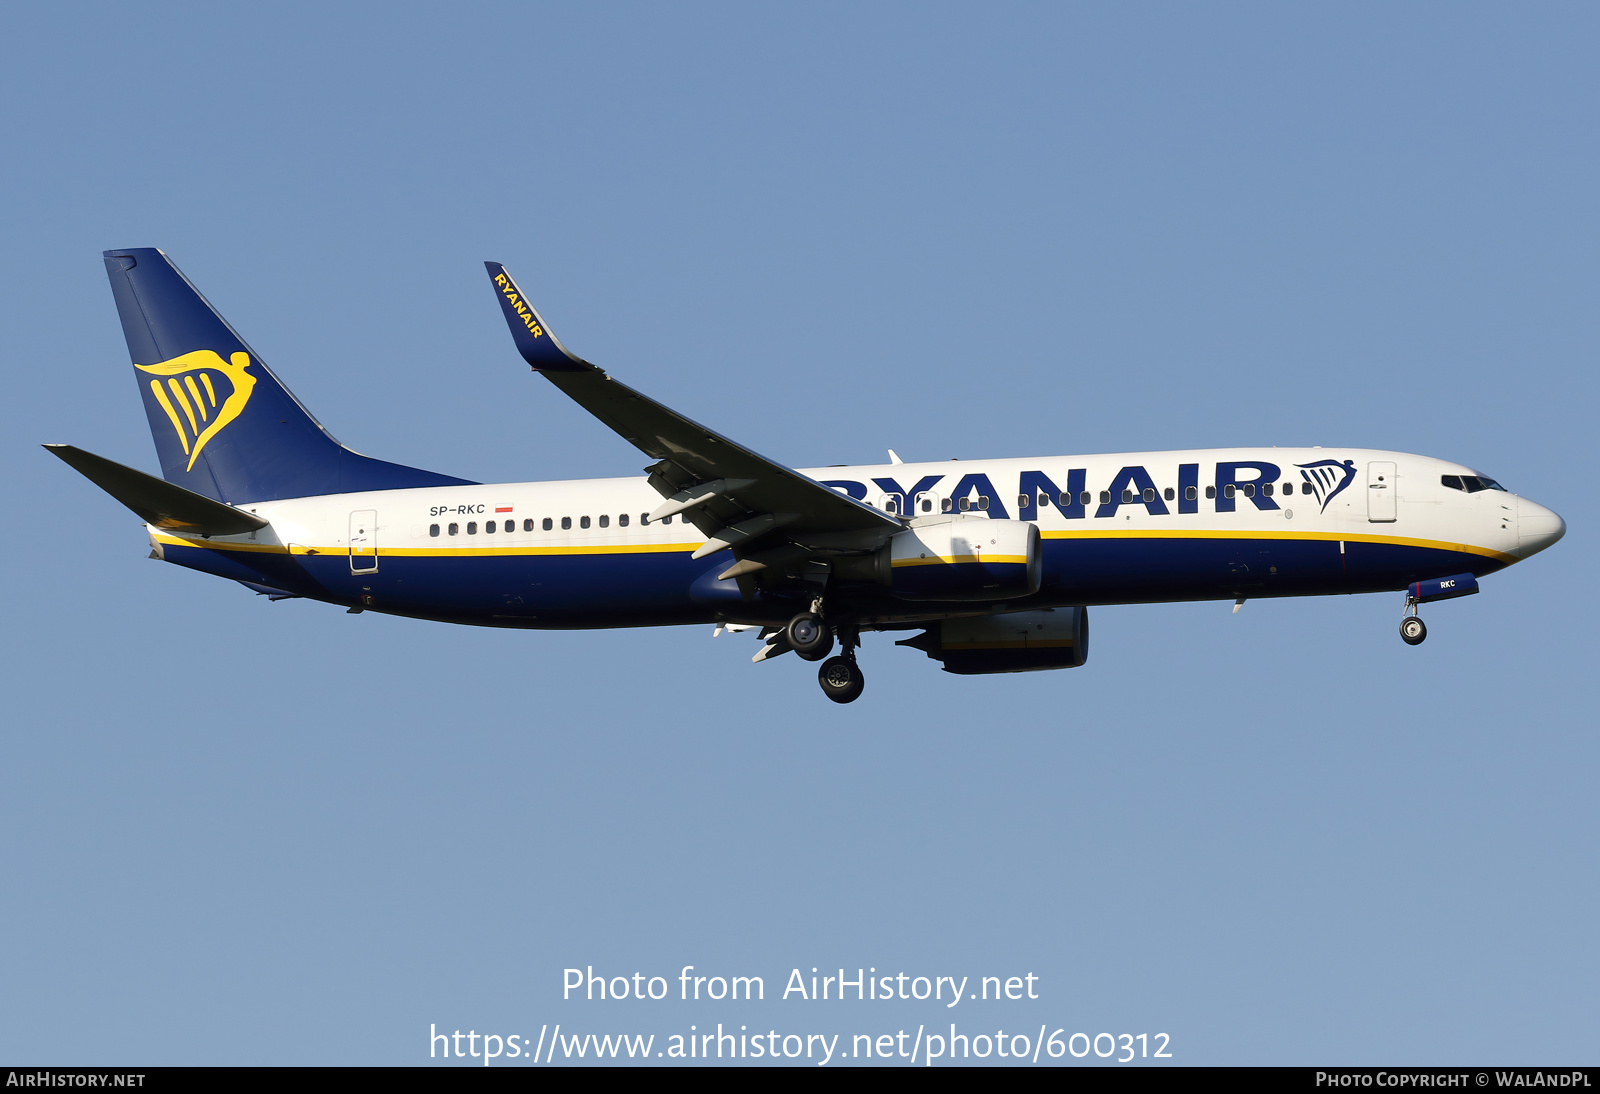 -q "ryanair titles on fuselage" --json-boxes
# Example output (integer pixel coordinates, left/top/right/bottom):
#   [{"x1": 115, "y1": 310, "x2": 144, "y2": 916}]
[{"x1": 808, "y1": 457, "x2": 1359, "y2": 521}]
